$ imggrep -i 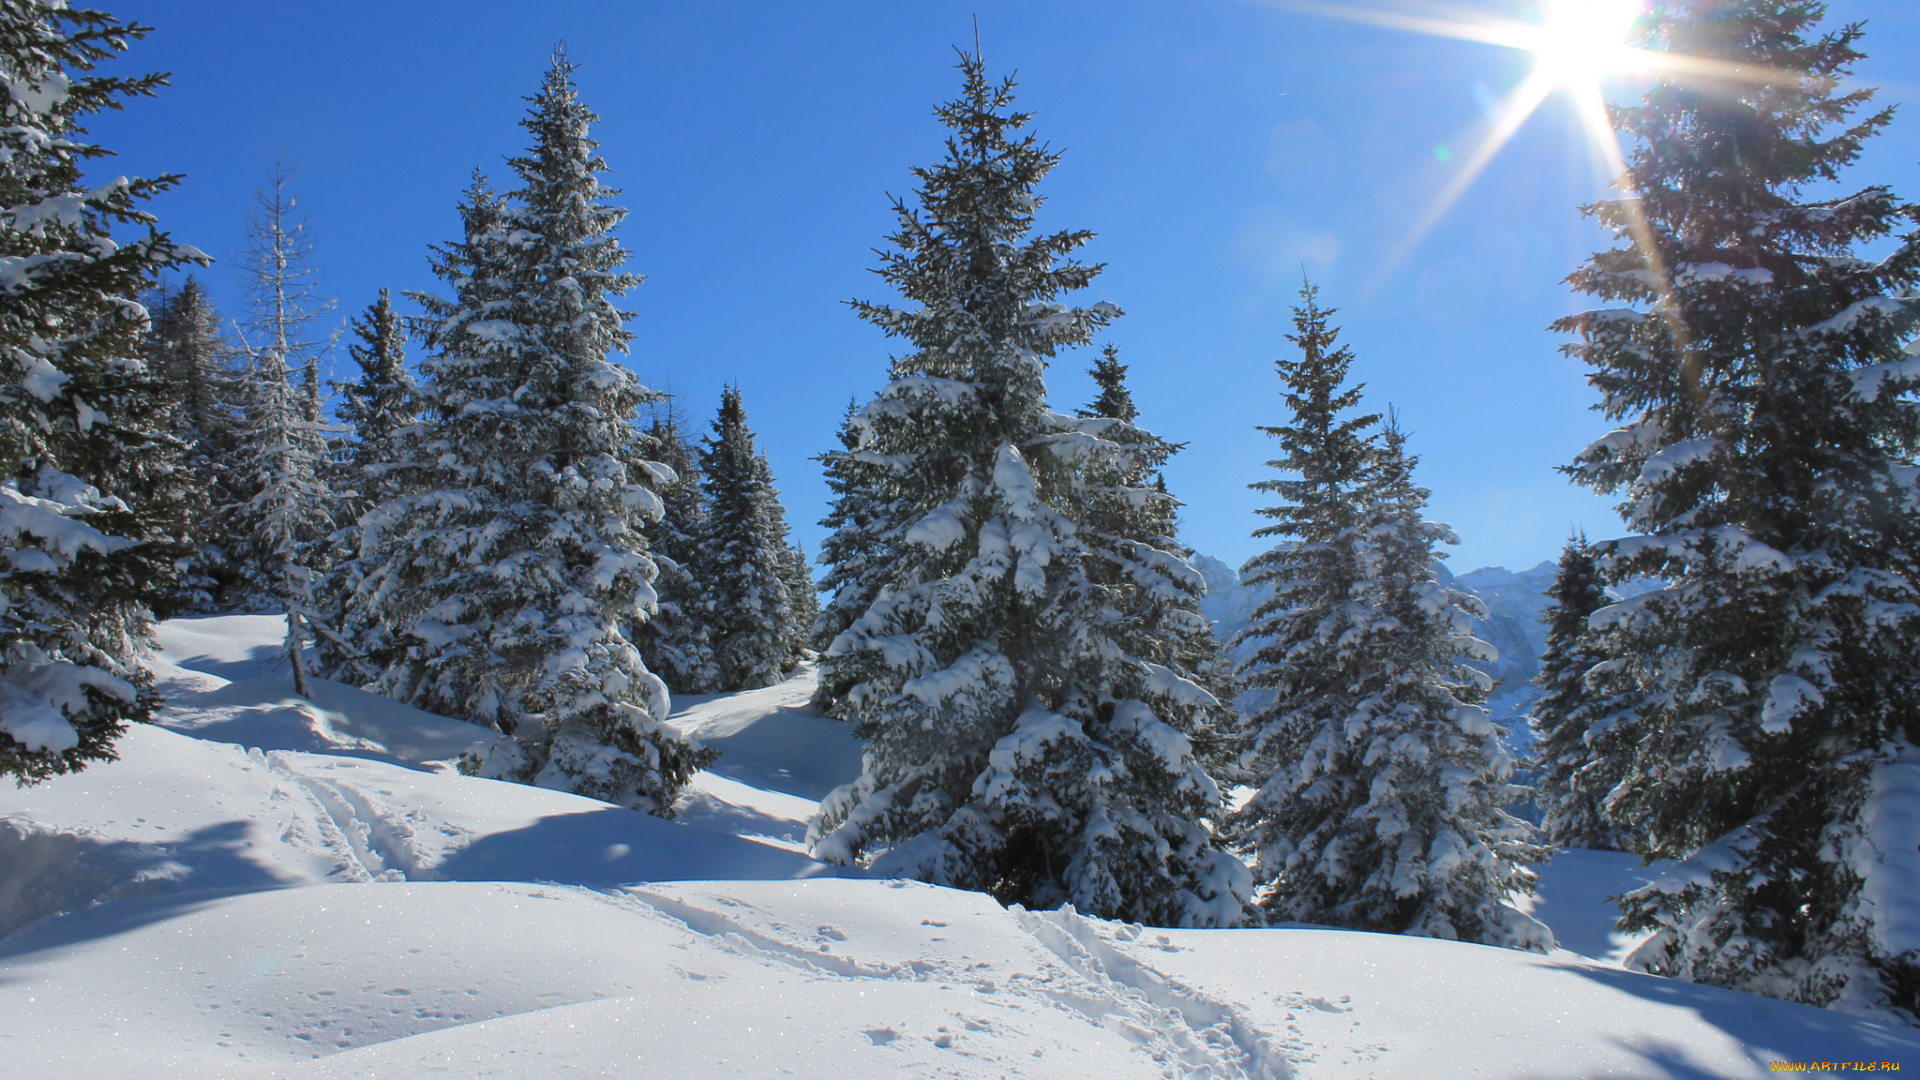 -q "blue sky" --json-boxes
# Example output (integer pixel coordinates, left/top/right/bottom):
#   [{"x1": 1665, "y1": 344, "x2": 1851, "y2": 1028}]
[{"x1": 89, "y1": 0, "x2": 1920, "y2": 575}]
